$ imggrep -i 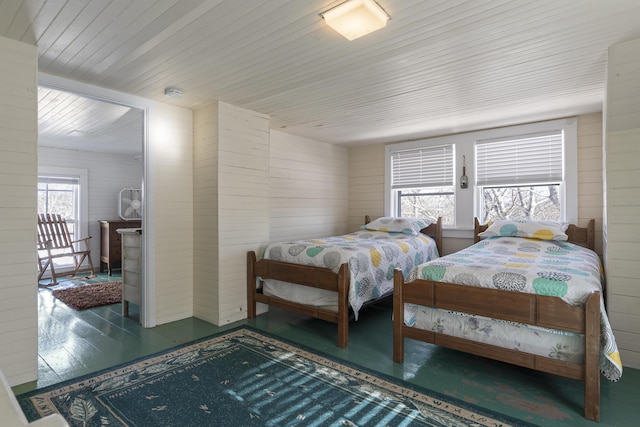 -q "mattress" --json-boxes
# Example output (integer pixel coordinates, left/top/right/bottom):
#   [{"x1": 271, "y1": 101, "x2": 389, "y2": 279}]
[
  {"x1": 261, "y1": 229, "x2": 439, "y2": 319},
  {"x1": 403, "y1": 236, "x2": 622, "y2": 381}
]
